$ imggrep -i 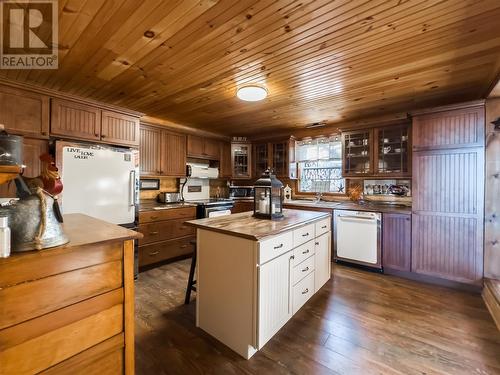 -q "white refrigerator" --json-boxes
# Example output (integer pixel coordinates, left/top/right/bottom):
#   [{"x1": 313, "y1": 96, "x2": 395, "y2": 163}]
[{"x1": 56, "y1": 141, "x2": 139, "y2": 226}]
